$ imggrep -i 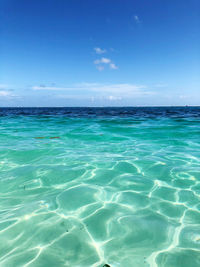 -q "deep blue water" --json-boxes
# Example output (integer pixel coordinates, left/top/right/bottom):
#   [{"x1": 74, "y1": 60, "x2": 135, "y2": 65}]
[{"x1": 1, "y1": 106, "x2": 200, "y2": 117}]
